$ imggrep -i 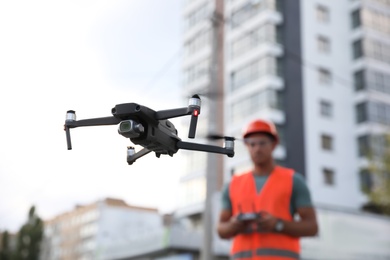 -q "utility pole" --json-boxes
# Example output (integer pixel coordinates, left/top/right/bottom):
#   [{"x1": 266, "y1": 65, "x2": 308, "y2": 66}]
[{"x1": 201, "y1": 0, "x2": 224, "y2": 259}]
